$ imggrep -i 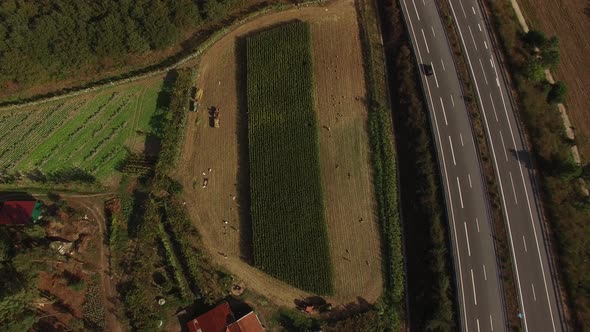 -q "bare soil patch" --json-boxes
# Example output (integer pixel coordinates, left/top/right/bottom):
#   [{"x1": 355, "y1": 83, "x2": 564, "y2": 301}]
[
  {"x1": 519, "y1": 0, "x2": 590, "y2": 158},
  {"x1": 176, "y1": 0, "x2": 382, "y2": 306}
]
